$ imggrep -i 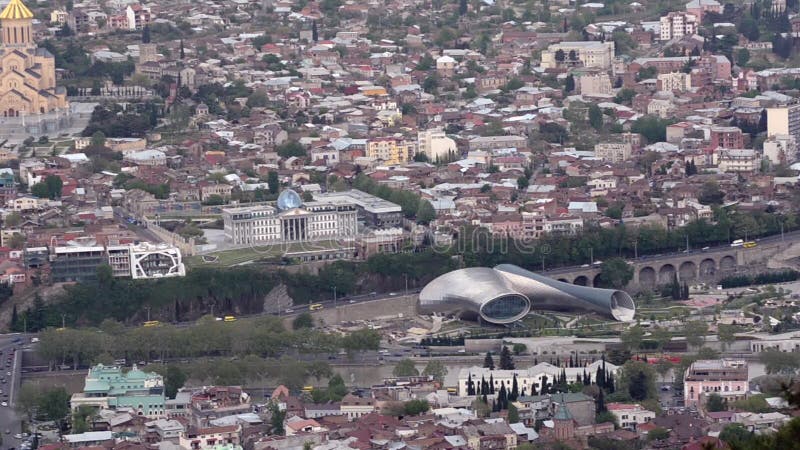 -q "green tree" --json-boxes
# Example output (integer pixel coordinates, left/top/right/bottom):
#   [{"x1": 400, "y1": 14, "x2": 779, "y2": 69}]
[
  {"x1": 164, "y1": 365, "x2": 187, "y2": 399},
  {"x1": 648, "y1": 427, "x2": 669, "y2": 441},
  {"x1": 270, "y1": 402, "x2": 285, "y2": 435},
  {"x1": 565, "y1": 74, "x2": 575, "y2": 92},
  {"x1": 617, "y1": 360, "x2": 657, "y2": 401},
  {"x1": 416, "y1": 199, "x2": 436, "y2": 225},
  {"x1": 393, "y1": 358, "x2": 419, "y2": 377},
  {"x1": 517, "y1": 176, "x2": 529, "y2": 190},
  {"x1": 404, "y1": 399, "x2": 430, "y2": 415},
  {"x1": 597, "y1": 258, "x2": 633, "y2": 289},
  {"x1": 276, "y1": 141, "x2": 306, "y2": 158},
  {"x1": 507, "y1": 402, "x2": 520, "y2": 423},
  {"x1": 731, "y1": 394, "x2": 770, "y2": 413},
  {"x1": 267, "y1": 171, "x2": 280, "y2": 194},
  {"x1": 499, "y1": 346, "x2": 514, "y2": 370},
  {"x1": 595, "y1": 411, "x2": 619, "y2": 428},
  {"x1": 698, "y1": 181, "x2": 725, "y2": 205},
  {"x1": 326, "y1": 374, "x2": 348, "y2": 401},
  {"x1": 706, "y1": 393, "x2": 726, "y2": 412},
  {"x1": 717, "y1": 324, "x2": 737, "y2": 350},
  {"x1": 620, "y1": 324, "x2": 645, "y2": 352},
  {"x1": 422, "y1": 360, "x2": 448, "y2": 383},
  {"x1": 483, "y1": 351, "x2": 495, "y2": 370},
  {"x1": 737, "y1": 48, "x2": 750, "y2": 67},
  {"x1": 293, "y1": 312, "x2": 314, "y2": 330},
  {"x1": 588, "y1": 104, "x2": 603, "y2": 130},
  {"x1": 759, "y1": 349, "x2": 800, "y2": 374},
  {"x1": 631, "y1": 115, "x2": 671, "y2": 143},
  {"x1": 4, "y1": 212, "x2": 21, "y2": 227},
  {"x1": 684, "y1": 321, "x2": 708, "y2": 348},
  {"x1": 719, "y1": 423, "x2": 753, "y2": 448}
]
